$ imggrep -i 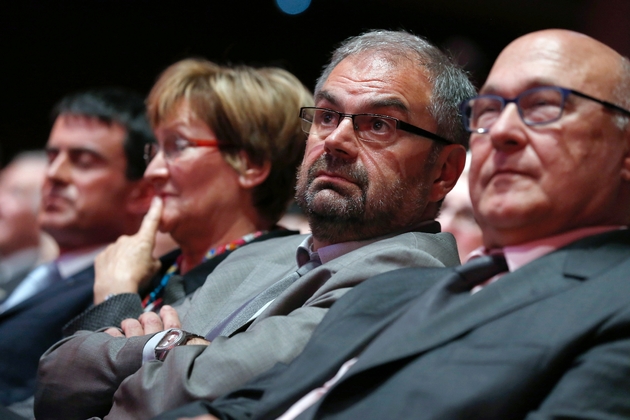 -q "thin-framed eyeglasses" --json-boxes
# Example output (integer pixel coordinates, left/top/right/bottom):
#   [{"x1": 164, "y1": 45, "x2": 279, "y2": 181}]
[
  {"x1": 144, "y1": 136, "x2": 221, "y2": 166},
  {"x1": 461, "y1": 85, "x2": 630, "y2": 134},
  {"x1": 299, "y1": 107, "x2": 453, "y2": 145}
]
